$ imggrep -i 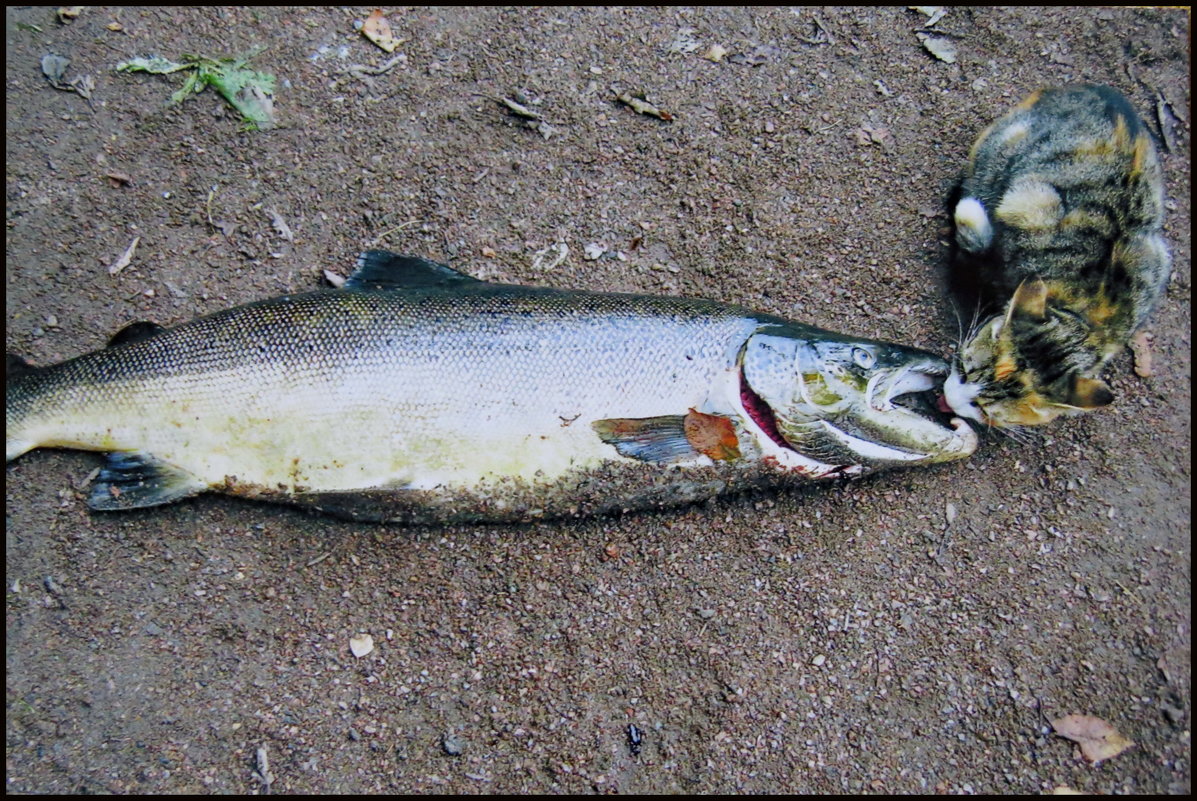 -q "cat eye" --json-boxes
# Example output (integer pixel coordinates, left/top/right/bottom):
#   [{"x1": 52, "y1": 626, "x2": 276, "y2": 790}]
[{"x1": 852, "y1": 347, "x2": 876, "y2": 368}]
